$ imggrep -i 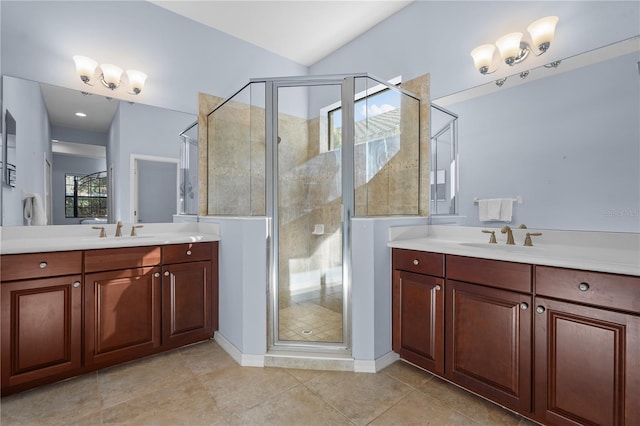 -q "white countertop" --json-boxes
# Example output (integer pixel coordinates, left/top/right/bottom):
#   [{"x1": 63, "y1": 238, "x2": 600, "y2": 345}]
[
  {"x1": 388, "y1": 225, "x2": 640, "y2": 276},
  {"x1": 0, "y1": 222, "x2": 220, "y2": 255}
]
